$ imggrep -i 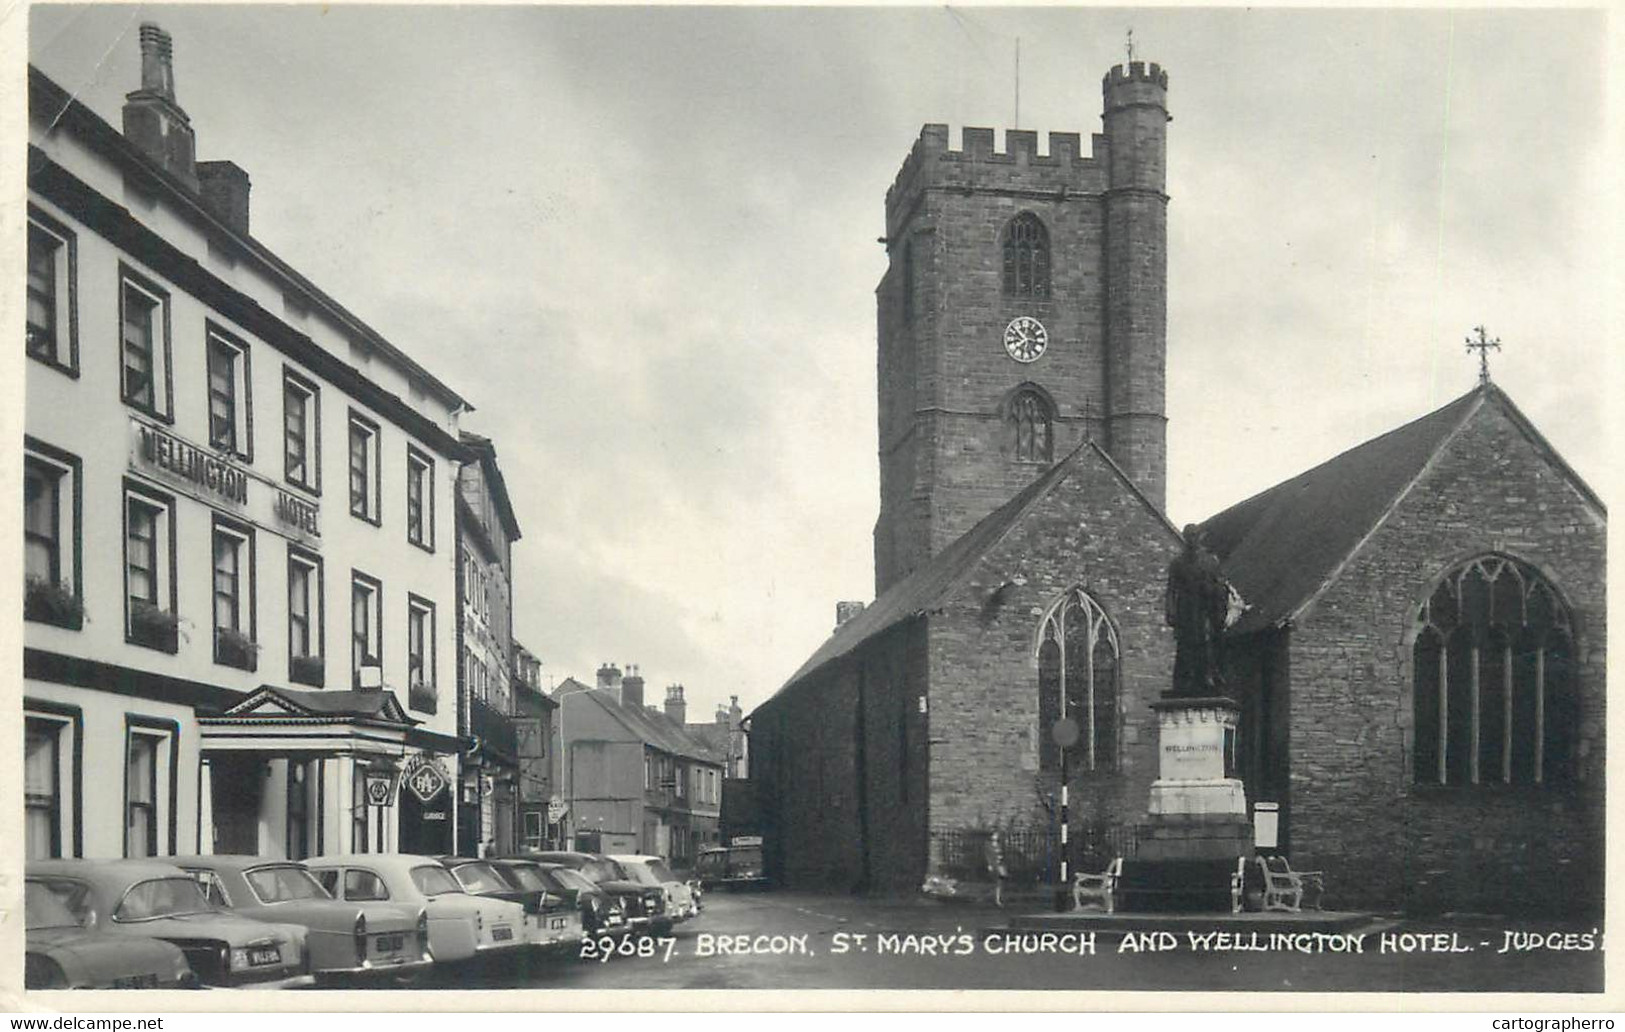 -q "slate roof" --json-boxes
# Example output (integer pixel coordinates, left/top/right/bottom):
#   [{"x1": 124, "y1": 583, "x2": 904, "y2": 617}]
[
  {"x1": 1199, "y1": 384, "x2": 1603, "y2": 636},
  {"x1": 576, "y1": 689, "x2": 724, "y2": 766},
  {"x1": 758, "y1": 441, "x2": 1179, "y2": 712}
]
